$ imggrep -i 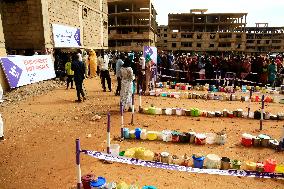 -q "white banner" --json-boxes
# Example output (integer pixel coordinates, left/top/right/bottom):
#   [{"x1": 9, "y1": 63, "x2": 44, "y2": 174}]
[
  {"x1": 52, "y1": 24, "x2": 81, "y2": 48},
  {"x1": 82, "y1": 150, "x2": 284, "y2": 179},
  {"x1": 0, "y1": 55, "x2": 56, "y2": 88}
]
